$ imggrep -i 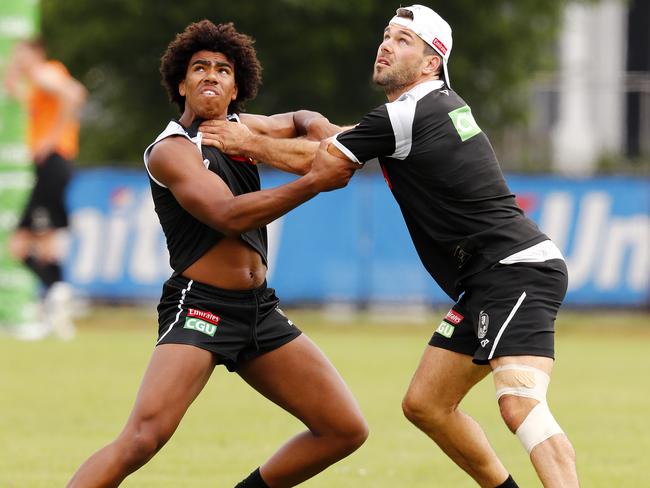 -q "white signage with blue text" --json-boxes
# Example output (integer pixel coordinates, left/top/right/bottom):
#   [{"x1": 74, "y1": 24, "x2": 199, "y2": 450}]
[{"x1": 64, "y1": 169, "x2": 649, "y2": 307}]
